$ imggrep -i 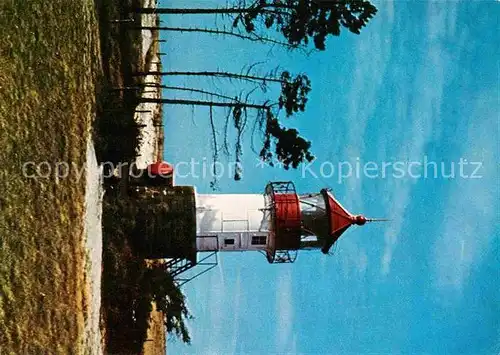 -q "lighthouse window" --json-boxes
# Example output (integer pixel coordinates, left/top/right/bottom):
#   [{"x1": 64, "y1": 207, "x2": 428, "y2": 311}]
[
  {"x1": 224, "y1": 238, "x2": 235, "y2": 245},
  {"x1": 301, "y1": 235, "x2": 318, "y2": 242},
  {"x1": 251, "y1": 236, "x2": 267, "y2": 245}
]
